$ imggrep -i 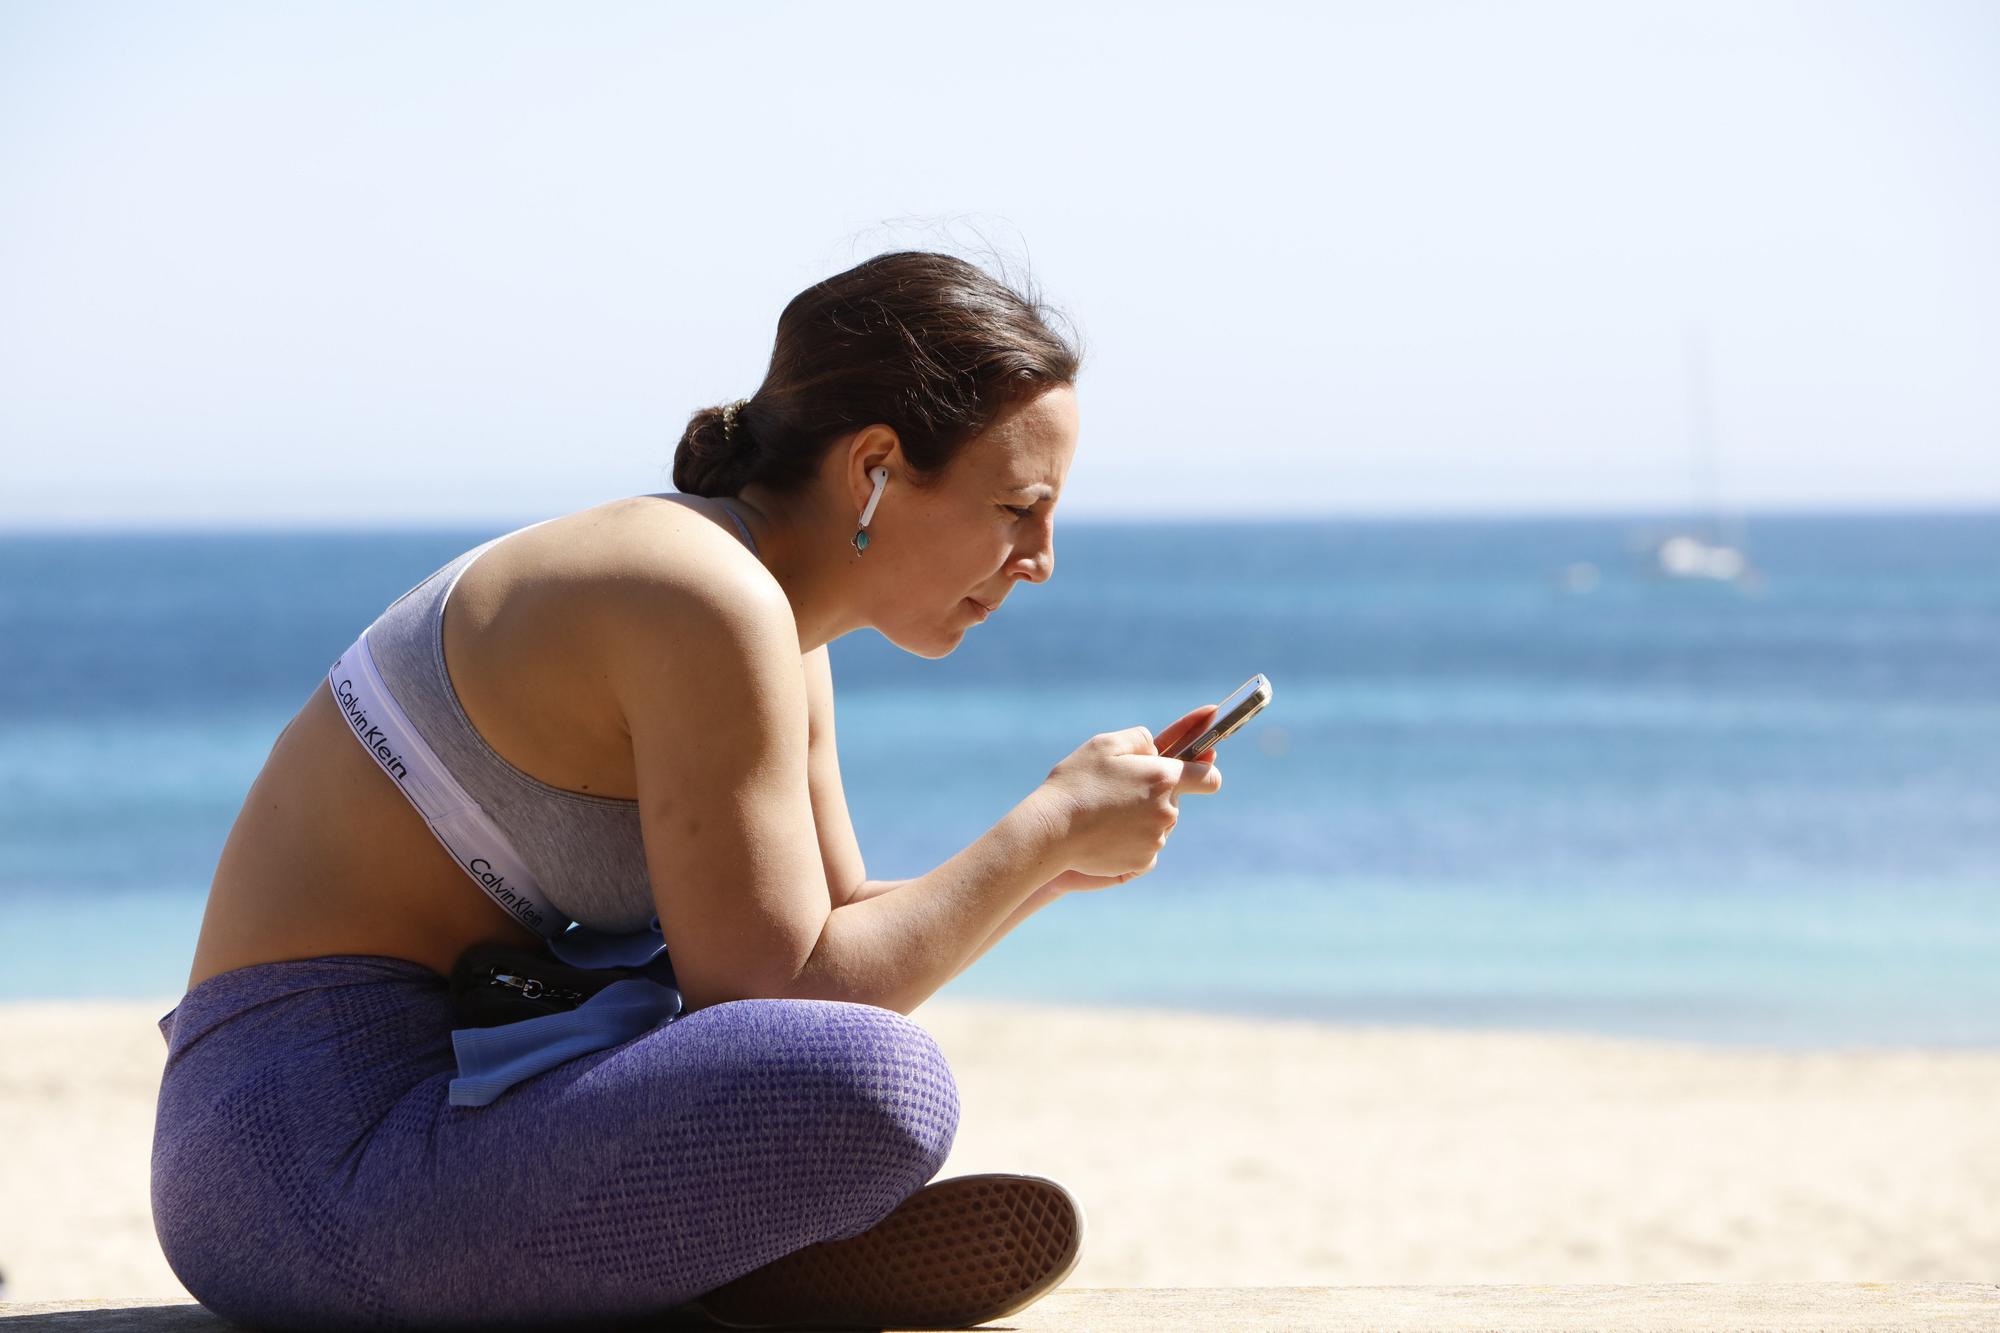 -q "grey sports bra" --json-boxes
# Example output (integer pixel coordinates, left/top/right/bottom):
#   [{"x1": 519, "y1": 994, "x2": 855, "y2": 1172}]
[{"x1": 356, "y1": 497, "x2": 760, "y2": 938}]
